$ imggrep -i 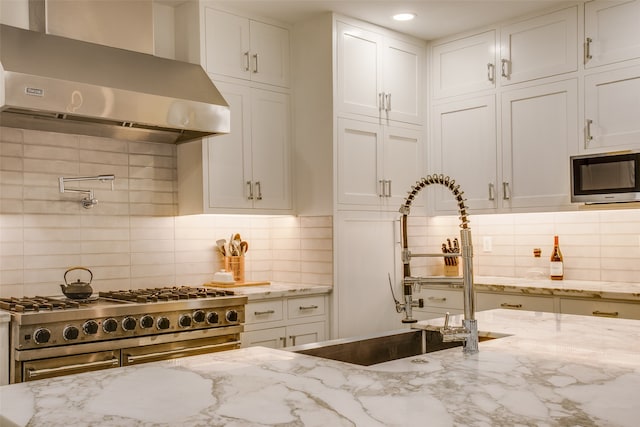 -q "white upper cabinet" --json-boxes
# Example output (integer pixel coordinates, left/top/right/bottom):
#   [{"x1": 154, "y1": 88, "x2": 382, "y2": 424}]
[
  {"x1": 204, "y1": 8, "x2": 290, "y2": 87},
  {"x1": 337, "y1": 118, "x2": 423, "y2": 210},
  {"x1": 584, "y1": 65, "x2": 640, "y2": 152},
  {"x1": 501, "y1": 80, "x2": 577, "y2": 209},
  {"x1": 432, "y1": 95, "x2": 498, "y2": 212},
  {"x1": 336, "y1": 20, "x2": 423, "y2": 124},
  {"x1": 500, "y1": 6, "x2": 578, "y2": 85},
  {"x1": 431, "y1": 30, "x2": 497, "y2": 99},
  {"x1": 584, "y1": 0, "x2": 640, "y2": 68},
  {"x1": 178, "y1": 82, "x2": 291, "y2": 214}
]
